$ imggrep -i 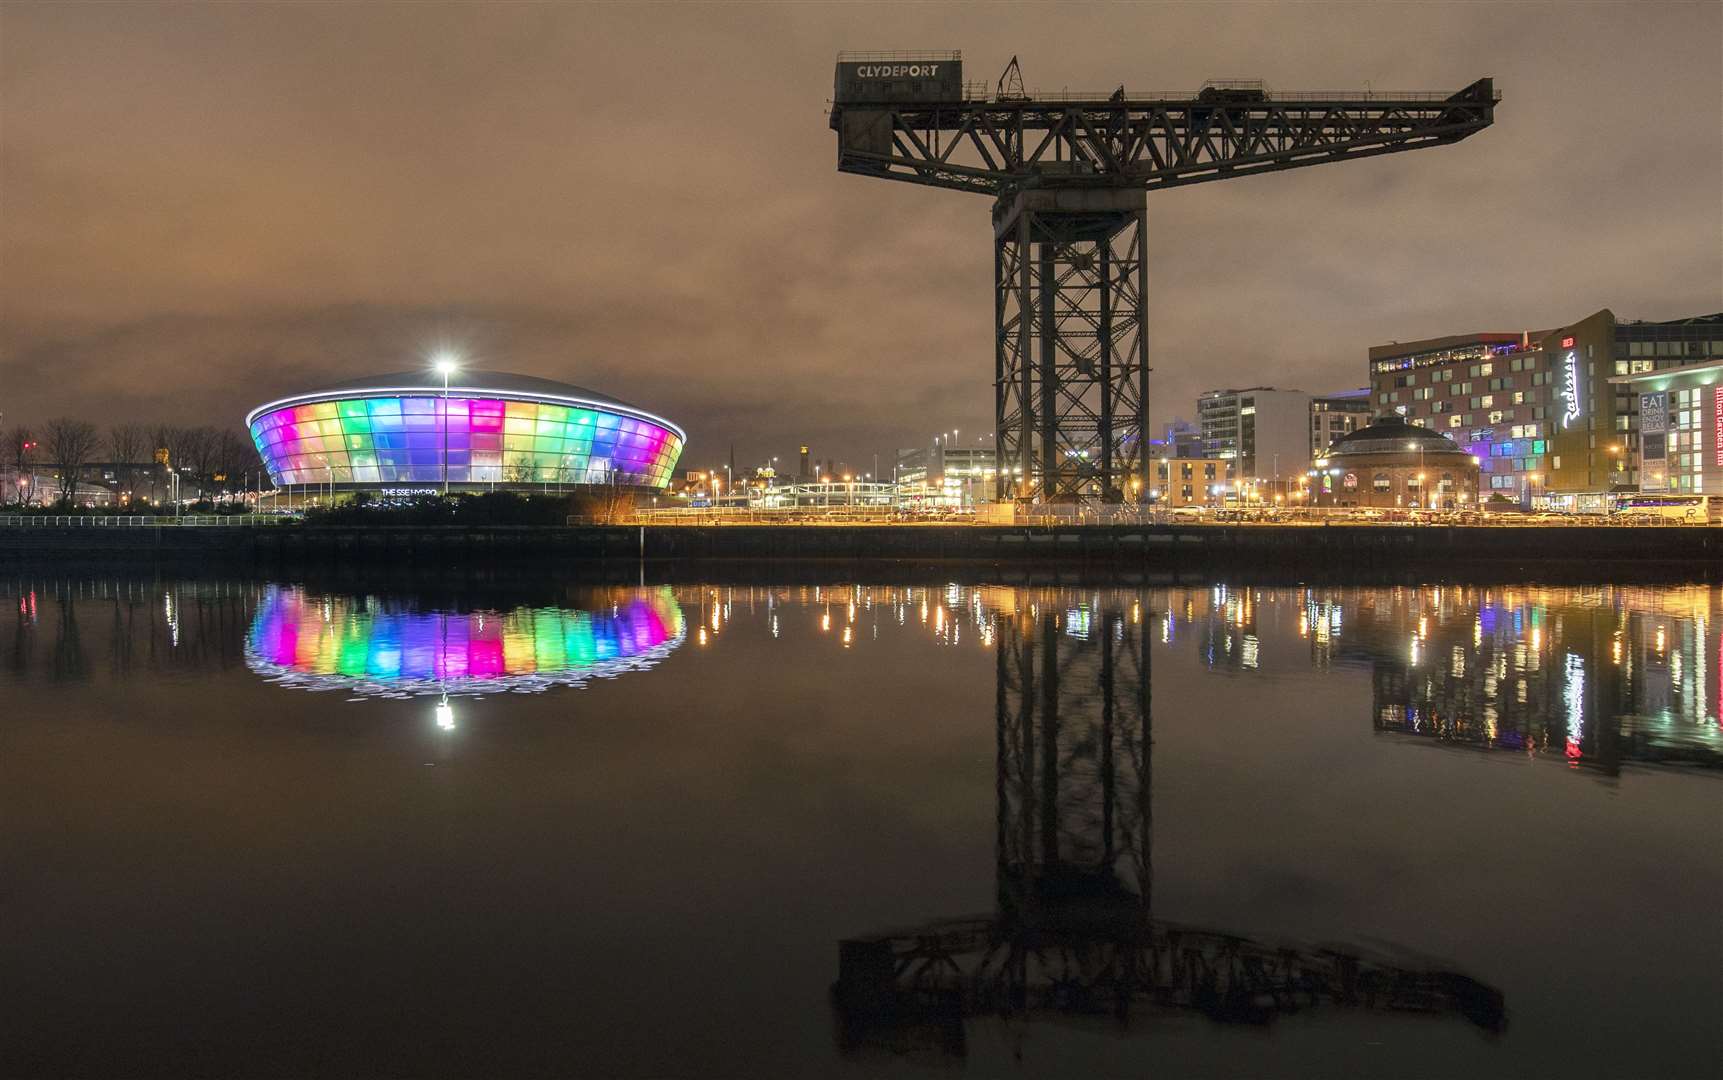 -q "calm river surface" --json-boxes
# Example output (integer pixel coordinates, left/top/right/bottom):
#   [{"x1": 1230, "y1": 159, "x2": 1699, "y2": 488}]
[{"x1": 4, "y1": 572, "x2": 1720, "y2": 1078}]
